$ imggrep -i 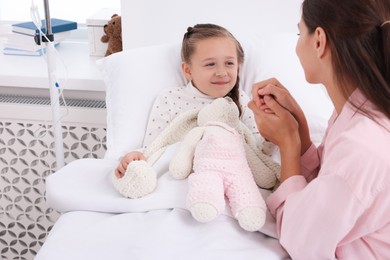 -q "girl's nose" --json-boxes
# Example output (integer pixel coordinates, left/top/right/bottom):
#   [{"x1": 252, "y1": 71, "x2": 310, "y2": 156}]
[{"x1": 215, "y1": 70, "x2": 227, "y2": 77}]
